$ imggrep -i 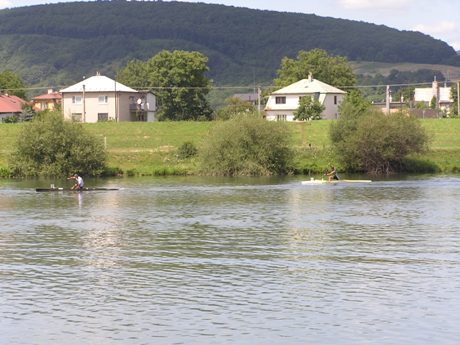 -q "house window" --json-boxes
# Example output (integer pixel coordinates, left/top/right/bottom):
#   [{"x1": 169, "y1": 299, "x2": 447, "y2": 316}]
[
  {"x1": 98, "y1": 95, "x2": 108, "y2": 104},
  {"x1": 314, "y1": 92, "x2": 320, "y2": 100},
  {"x1": 276, "y1": 114, "x2": 287, "y2": 121},
  {"x1": 71, "y1": 113, "x2": 82, "y2": 122},
  {"x1": 334, "y1": 95, "x2": 337, "y2": 105},
  {"x1": 72, "y1": 96, "x2": 82, "y2": 104},
  {"x1": 40, "y1": 102, "x2": 47, "y2": 110},
  {"x1": 275, "y1": 96, "x2": 286, "y2": 104},
  {"x1": 98, "y1": 113, "x2": 109, "y2": 122}
]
